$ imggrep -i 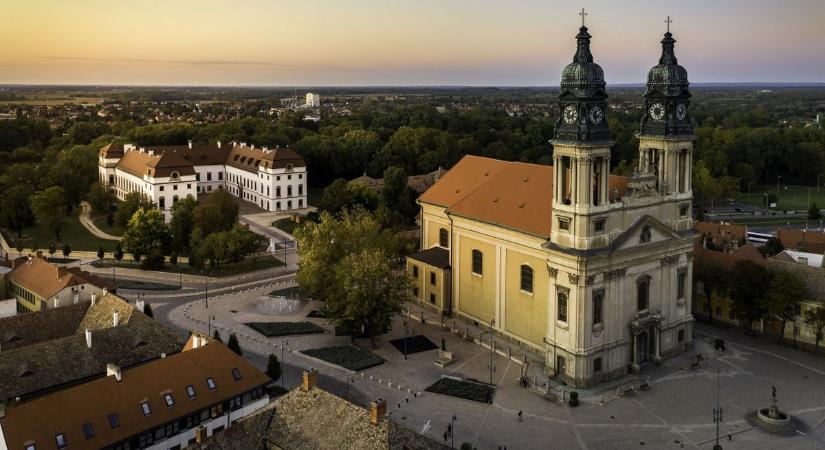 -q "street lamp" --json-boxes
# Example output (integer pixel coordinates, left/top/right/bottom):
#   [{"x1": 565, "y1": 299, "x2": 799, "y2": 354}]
[
  {"x1": 489, "y1": 318, "x2": 496, "y2": 385},
  {"x1": 747, "y1": 181, "x2": 755, "y2": 213},
  {"x1": 777, "y1": 176, "x2": 783, "y2": 210},
  {"x1": 712, "y1": 368, "x2": 723, "y2": 450},
  {"x1": 403, "y1": 320, "x2": 409, "y2": 360},
  {"x1": 203, "y1": 272, "x2": 209, "y2": 309},
  {"x1": 207, "y1": 314, "x2": 215, "y2": 336},
  {"x1": 445, "y1": 415, "x2": 457, "y2": 449},
  {"x1": 280, "y1": 340, "x2": 289, "y2": 390}
]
